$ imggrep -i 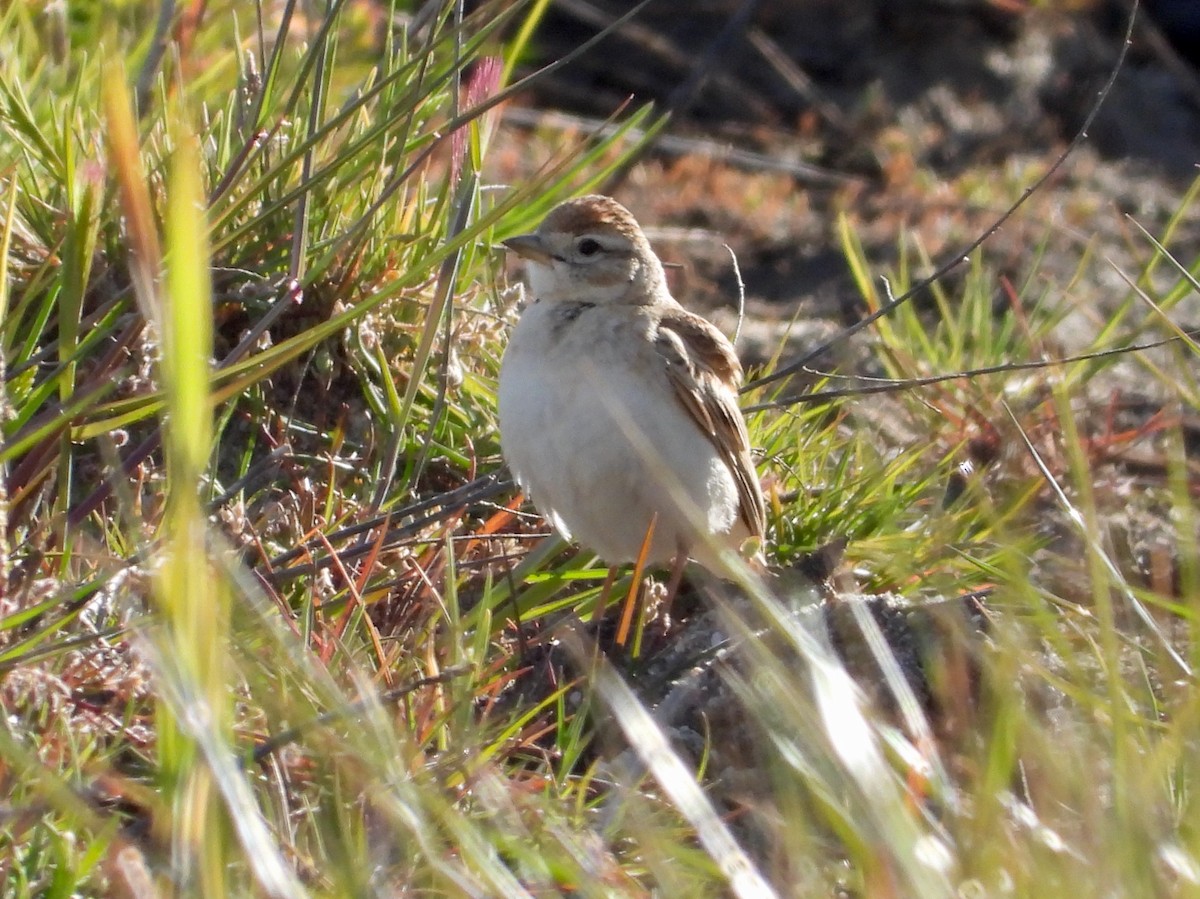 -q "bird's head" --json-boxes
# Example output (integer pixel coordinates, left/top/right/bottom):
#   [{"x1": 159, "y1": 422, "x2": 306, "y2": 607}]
[{"x1": 502, "y1": 195, "x2": 666, "y2": 306}]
